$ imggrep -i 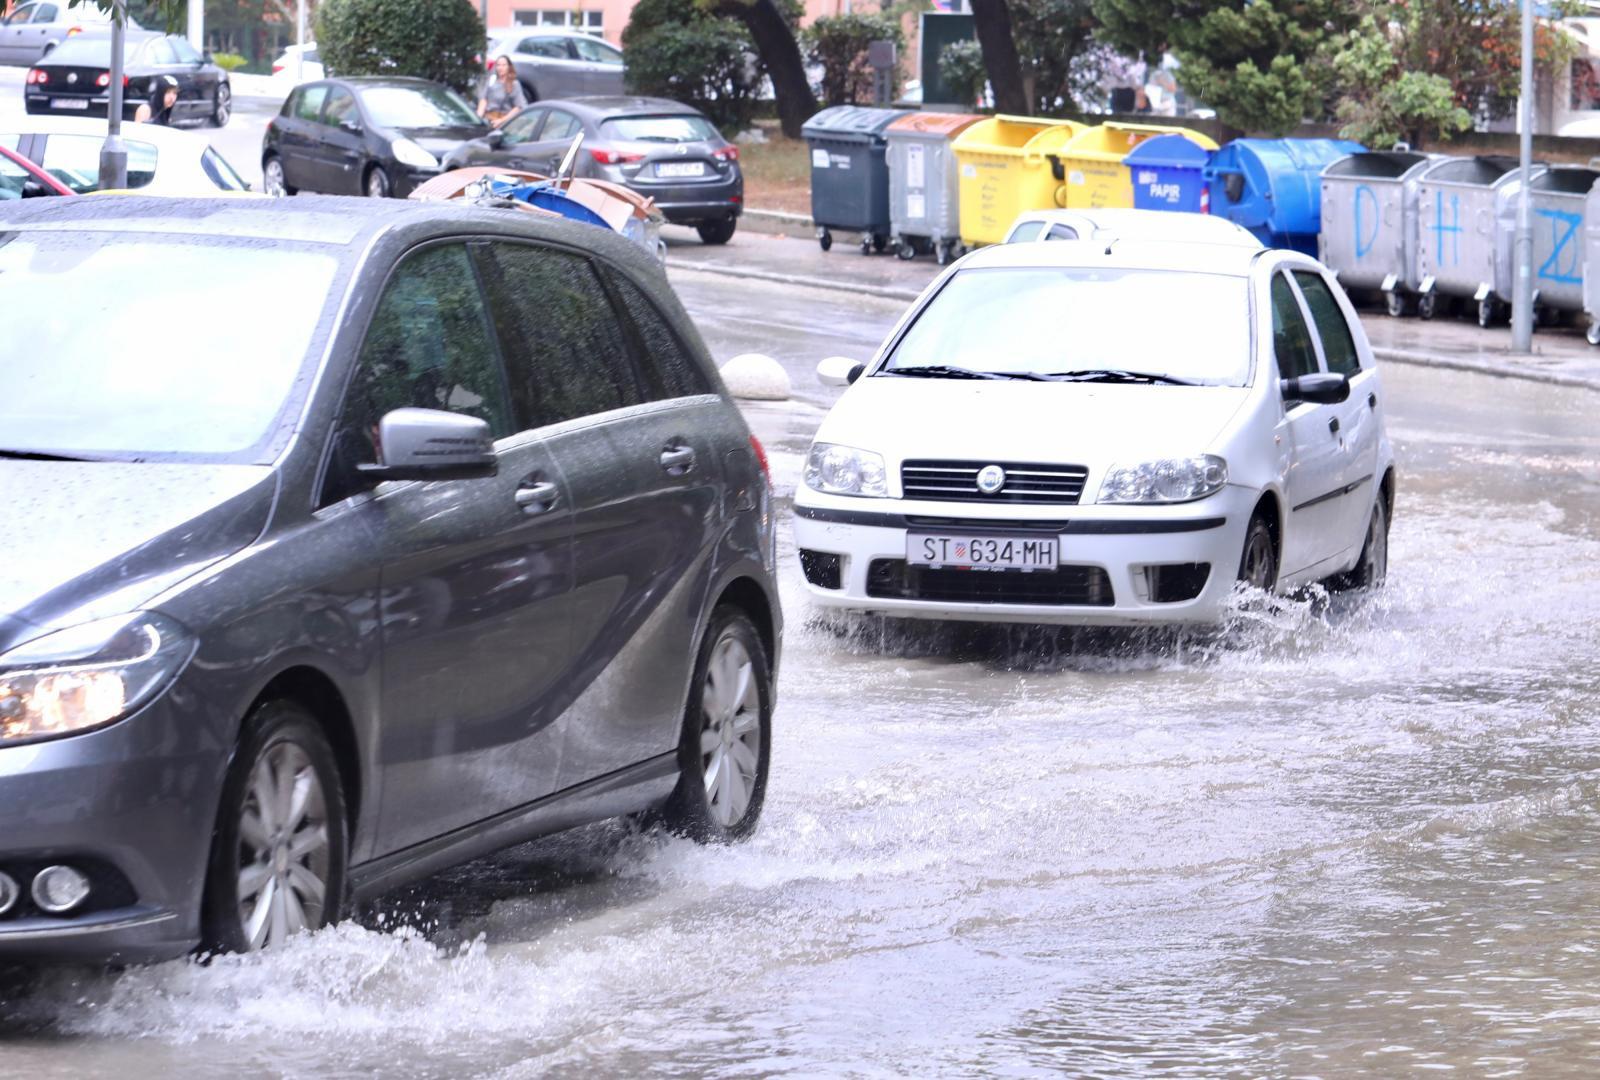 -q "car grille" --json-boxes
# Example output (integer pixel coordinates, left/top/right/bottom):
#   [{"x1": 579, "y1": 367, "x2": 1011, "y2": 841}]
[
  {"x1": 867, "y1": 559, "x2": 1114, "y2": 606},
  {"x1": 900, "y1": 460, "x2": 1089, "y2": 505}
]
